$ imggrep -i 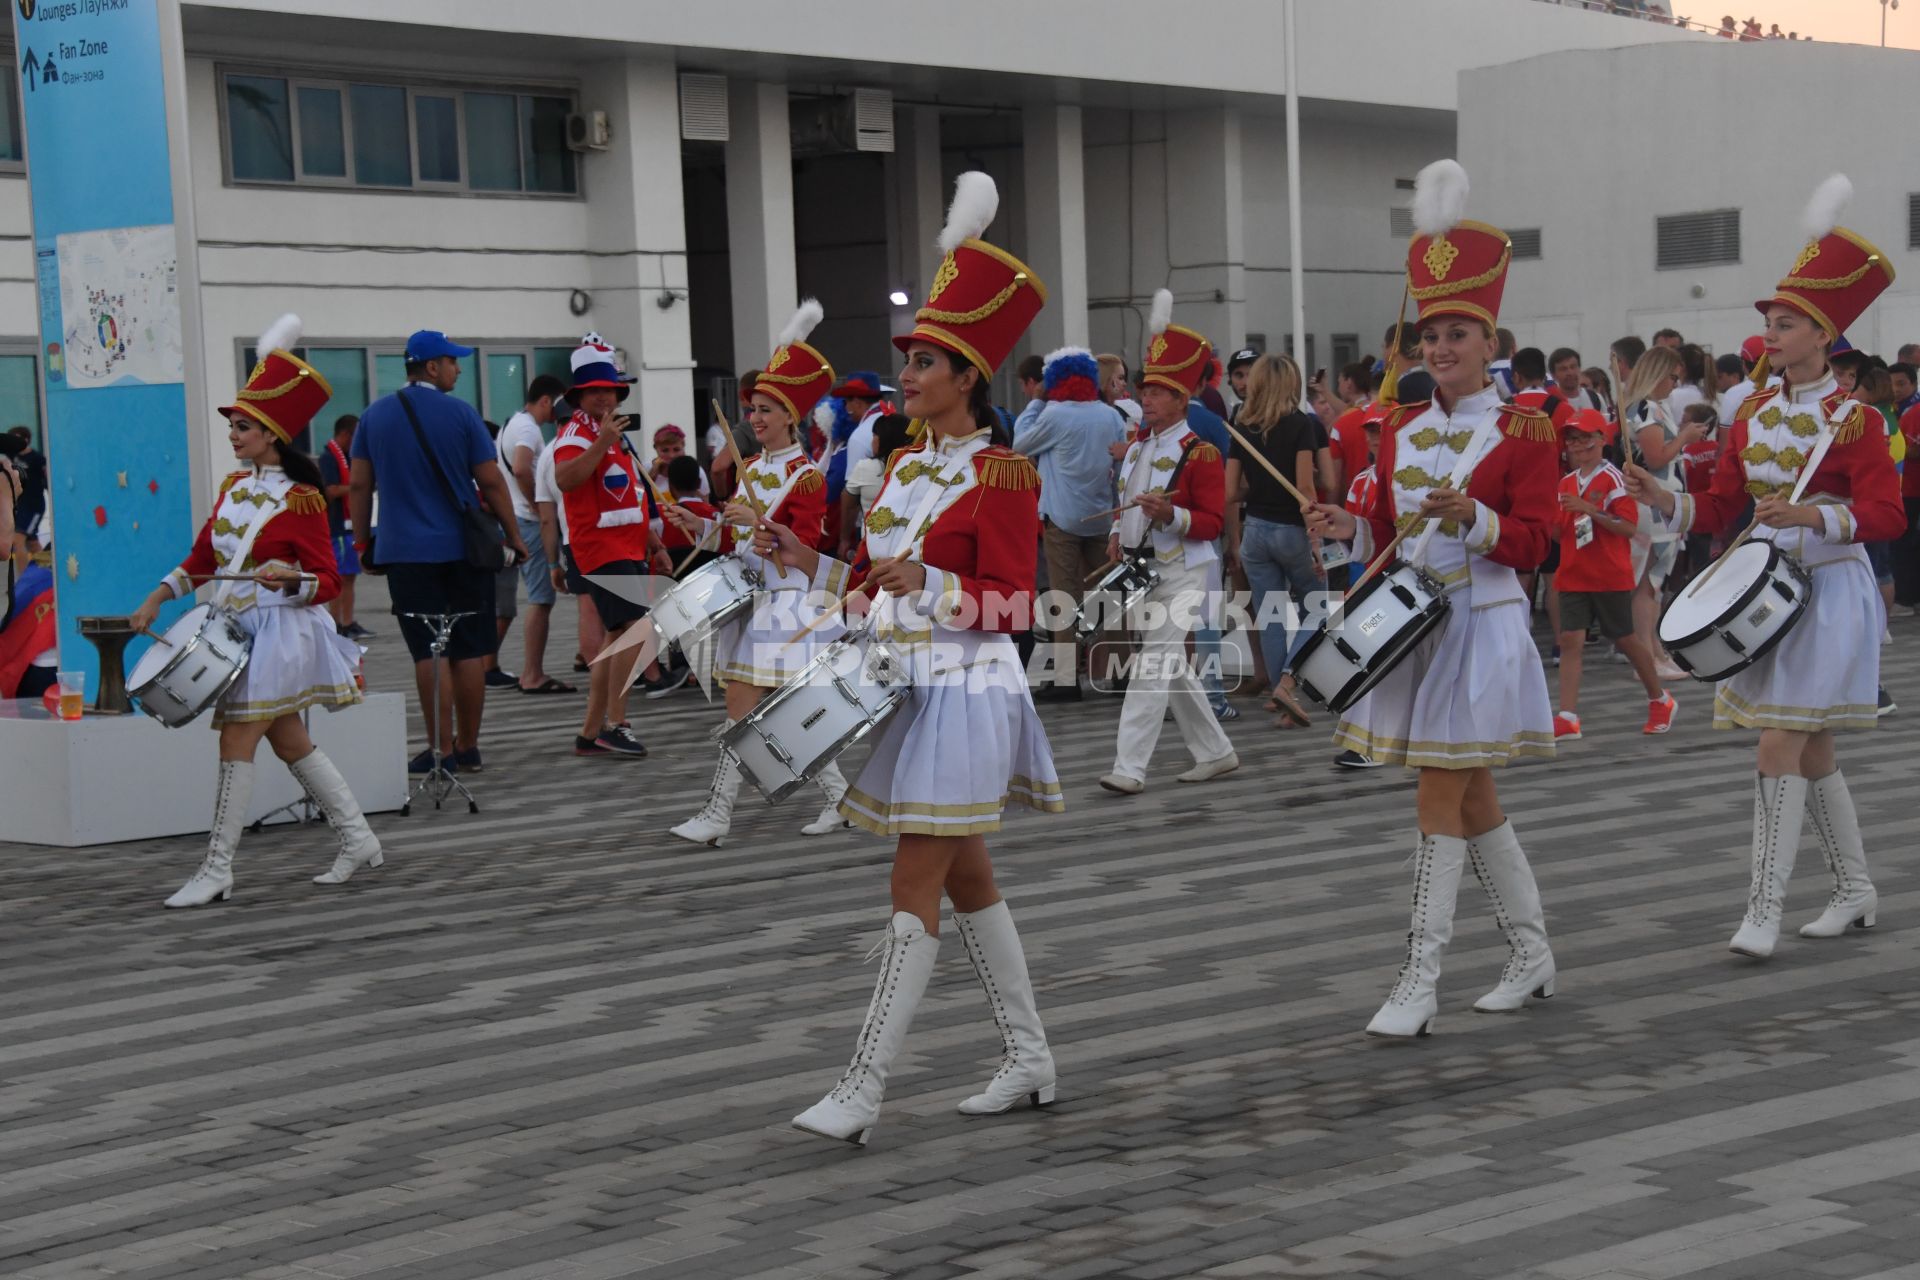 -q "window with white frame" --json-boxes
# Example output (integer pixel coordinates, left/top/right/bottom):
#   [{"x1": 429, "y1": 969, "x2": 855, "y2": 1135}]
[{"x1": 220, "y1": 67, "x2": 578, "y2": 196}]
